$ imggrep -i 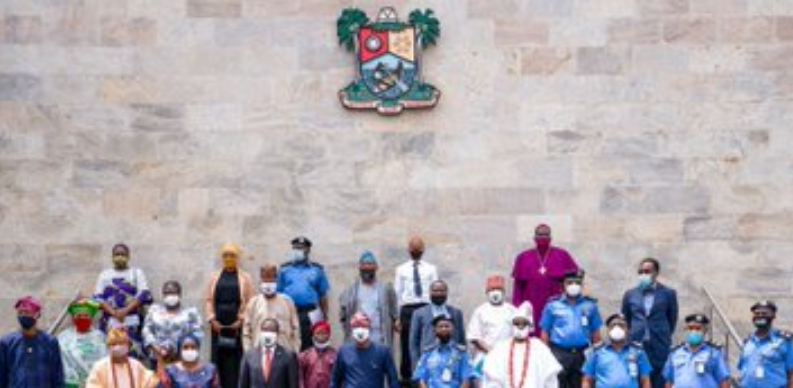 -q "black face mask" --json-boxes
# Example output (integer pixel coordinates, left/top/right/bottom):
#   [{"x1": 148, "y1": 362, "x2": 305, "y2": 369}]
[
  {"x1": 360, "y1": 270, "x2": 376, "y2": 282},
  {"x1": 18, "y1": 316, "x2": 36, "y2": 330},
  {"x1": 431, "y1": 295, "x2": 447, "y2": 306},
  {"x1": 754, "y1": 317, "x2": 772, "y2": 329}
]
